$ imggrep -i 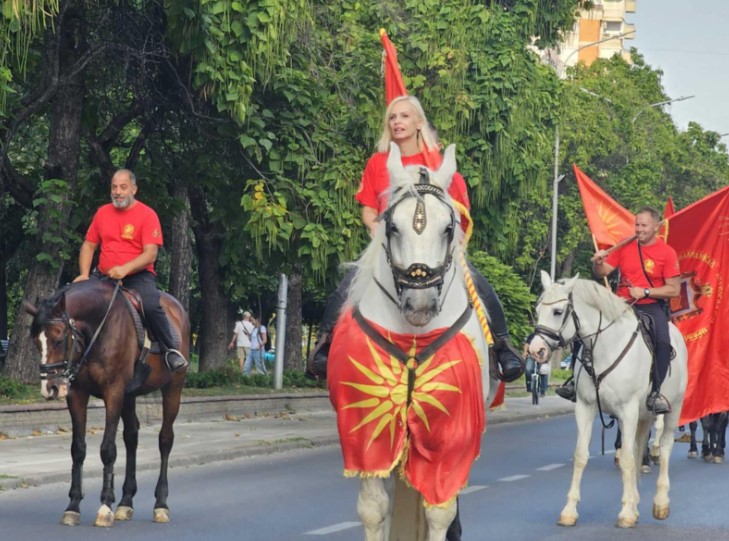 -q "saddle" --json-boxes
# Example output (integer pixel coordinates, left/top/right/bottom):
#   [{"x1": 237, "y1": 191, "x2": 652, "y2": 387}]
[
  {"x1": 635, "y1": 308, "x2": 676, "y2": 380},
  {"x1": 121, "y1": 288, "x2": 159, "y2": 393}
]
